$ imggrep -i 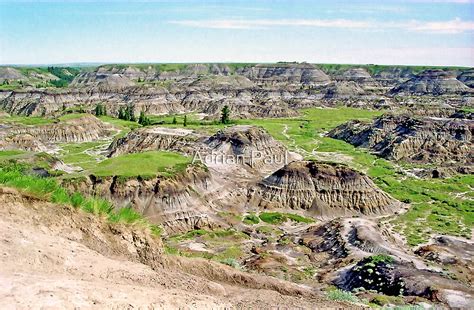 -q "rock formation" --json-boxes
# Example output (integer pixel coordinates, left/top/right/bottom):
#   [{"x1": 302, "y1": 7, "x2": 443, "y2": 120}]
[
  {"x1": 205, "y1": 125, "x2": 289, "y2": 170},
  {"x1": 248, "y1": 161, "x2": 398, "y2": 217},
  {"x1": 1, "y1": 64, "x2": 472, "y2": 119},
  {"x1": 390, "y1": 69, "x2": 471, "y2": 95},
  {"x1": 108, "y1": 127, "x2": 203, "y2": 157},
  {"x1": 329, "y1": 114, "x2": 474, "y2": 165},
  {"x1": 63, "y1": 164, "x2": 218, "y2": 234},
  {"x1": 13, "y1": 115, "x2": 114, "y2": 143}
]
